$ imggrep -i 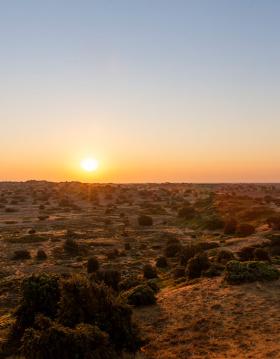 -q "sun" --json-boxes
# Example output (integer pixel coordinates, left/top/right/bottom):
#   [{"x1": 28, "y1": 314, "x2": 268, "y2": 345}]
[{"x1": 80, "y1": 158, "x2": 99, "y2": 172}]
